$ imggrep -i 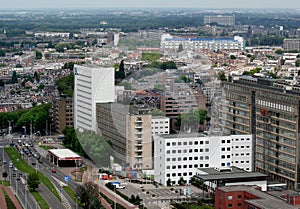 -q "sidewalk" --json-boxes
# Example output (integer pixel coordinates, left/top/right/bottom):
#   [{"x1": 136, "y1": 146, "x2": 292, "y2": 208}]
[{"x1": 0, "y1": 184, "x2": 23, "y2": 209}]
